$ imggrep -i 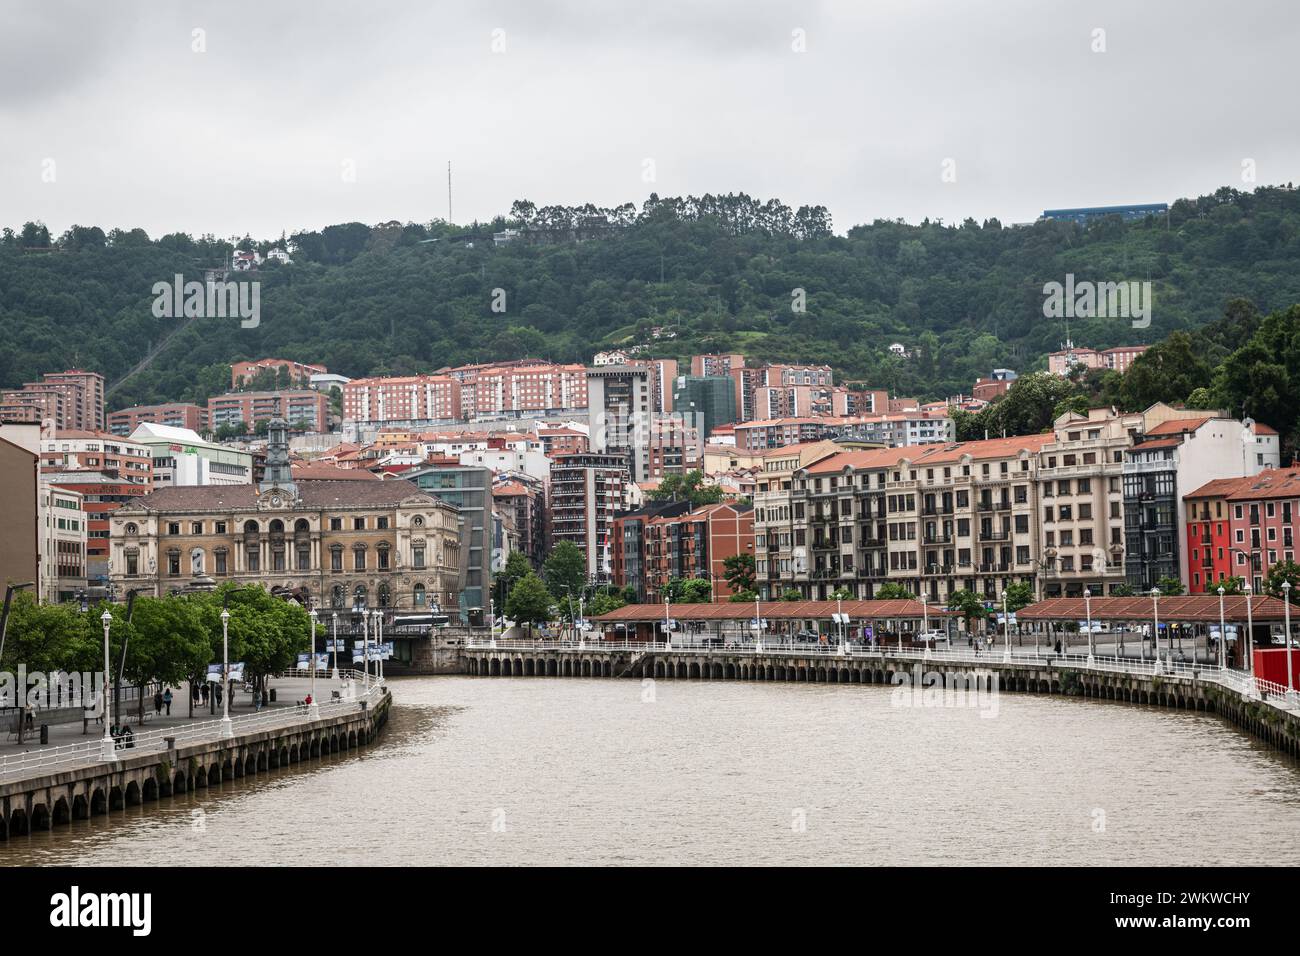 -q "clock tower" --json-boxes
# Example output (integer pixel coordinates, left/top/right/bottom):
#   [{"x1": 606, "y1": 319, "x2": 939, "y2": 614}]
[{"x1": 260, "y1": 418, "x2": 296, "y2": 495}]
